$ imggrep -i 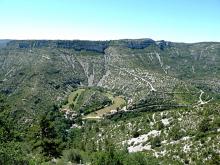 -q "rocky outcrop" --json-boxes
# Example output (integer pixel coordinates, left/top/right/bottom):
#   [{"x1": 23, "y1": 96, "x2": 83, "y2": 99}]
[
  {"x1": 155, "y1": 40, "x2": 172, "y2": 50},
  {"x1": 6, "y1": 38, "x2": 164, "y2": 53},
  {"x1": 121, "y1": 38, "x2": 155, "y2": 49},
  {"x1": 56, "y1": 40, "x2": 109, "y2": 53},
  {"x1": 7, "y1": 40, "x2": 109, "y2": 53}
]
